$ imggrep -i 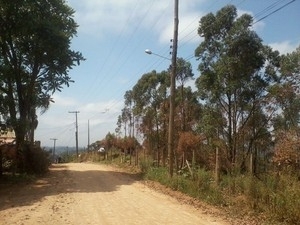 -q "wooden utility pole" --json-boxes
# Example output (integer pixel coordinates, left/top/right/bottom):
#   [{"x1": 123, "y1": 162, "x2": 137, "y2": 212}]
[
  {"x1": 88, "y1": 120, "x2": 90, "y2": 151},
  {"x1": 69, "y1": 111, "x2": 80, "y2": 160},
  {"x1": 168, "y1": 0, "x2": 179, "y2": 177}
]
